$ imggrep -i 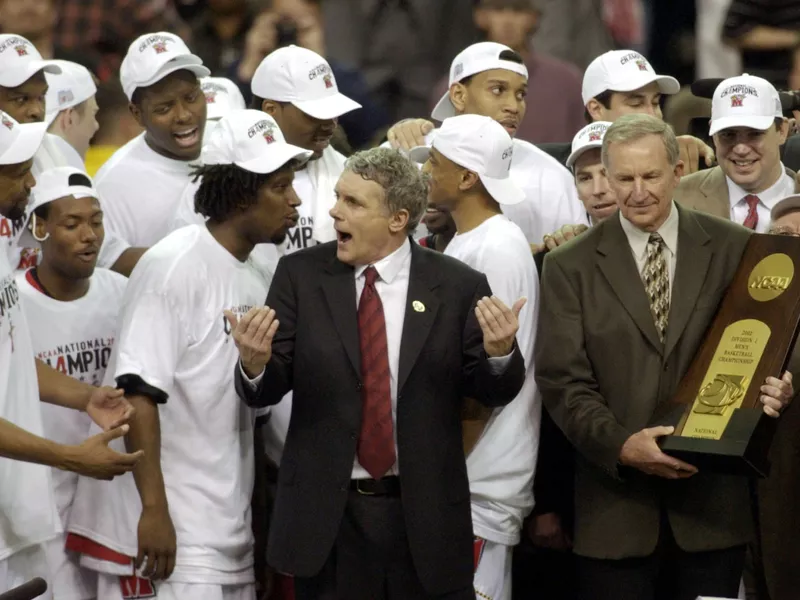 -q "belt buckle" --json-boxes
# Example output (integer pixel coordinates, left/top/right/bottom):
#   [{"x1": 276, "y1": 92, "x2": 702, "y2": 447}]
[{"x1": 355, "y1": 480, "x2": 376, "y2": 496}]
